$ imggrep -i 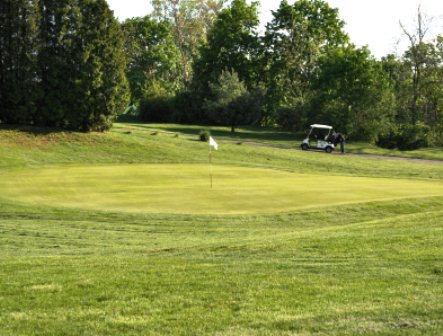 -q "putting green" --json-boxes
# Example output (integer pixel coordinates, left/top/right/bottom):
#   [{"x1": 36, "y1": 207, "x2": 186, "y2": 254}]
[{"x1": 2, "y1": 164, "x2": 443, "y2": 214}]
